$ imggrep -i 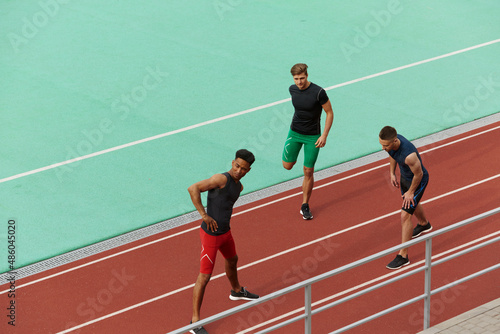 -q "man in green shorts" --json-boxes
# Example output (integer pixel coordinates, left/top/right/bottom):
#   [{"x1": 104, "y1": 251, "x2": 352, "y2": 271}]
[{"x1": 282, "y1": 63, "x2": 334, "y2": 219}]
